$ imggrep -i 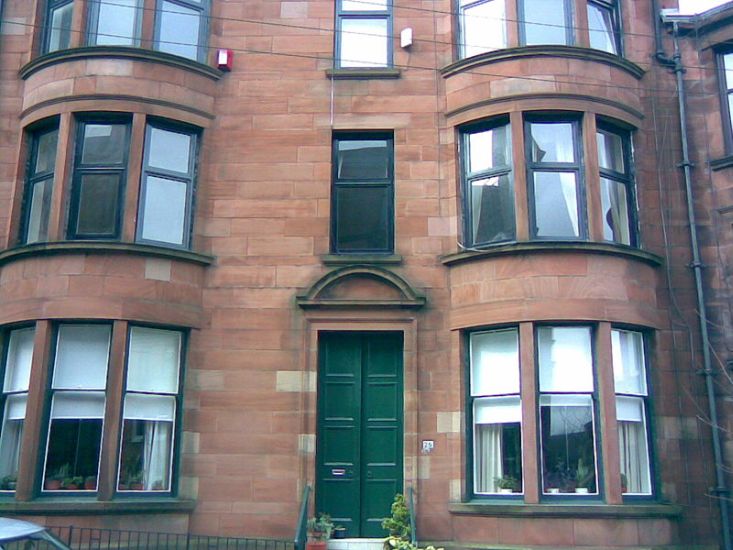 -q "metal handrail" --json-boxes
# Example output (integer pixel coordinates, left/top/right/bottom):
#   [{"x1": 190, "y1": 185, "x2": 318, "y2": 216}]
[
  {"x1": 408, "y1": 486, "x2": 416, "y2": 546},
  {"x1": 294, "y1": 484, "x2": 312, "y2": 550}
]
